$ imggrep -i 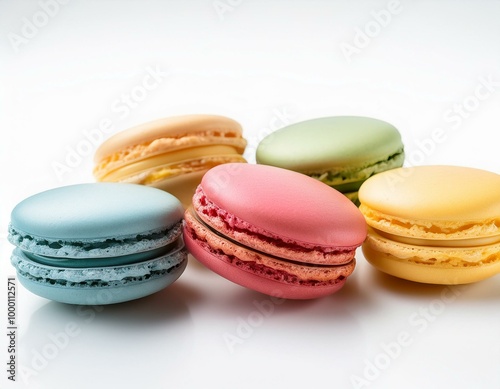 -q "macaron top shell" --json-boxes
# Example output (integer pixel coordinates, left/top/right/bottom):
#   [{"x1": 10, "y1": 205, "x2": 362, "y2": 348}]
[
  {"x1": 10, "y1": 183, "x2": 183, "y2": 240},
  {"x1": 199, "y1": 163, "x2": 367, "y2": 248},
  {"x1": 256, "y1": 116, "x2": 403, "y2": 172},
  {"x1": 95, "y1": 114, "x2": 244, "y2": 159},
  {"x1": 359, "y1": 165, "x2": 500, "y2": 239},
  {"x1": 94, "y1": 114, "x2": 245, "y2": 177}
]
